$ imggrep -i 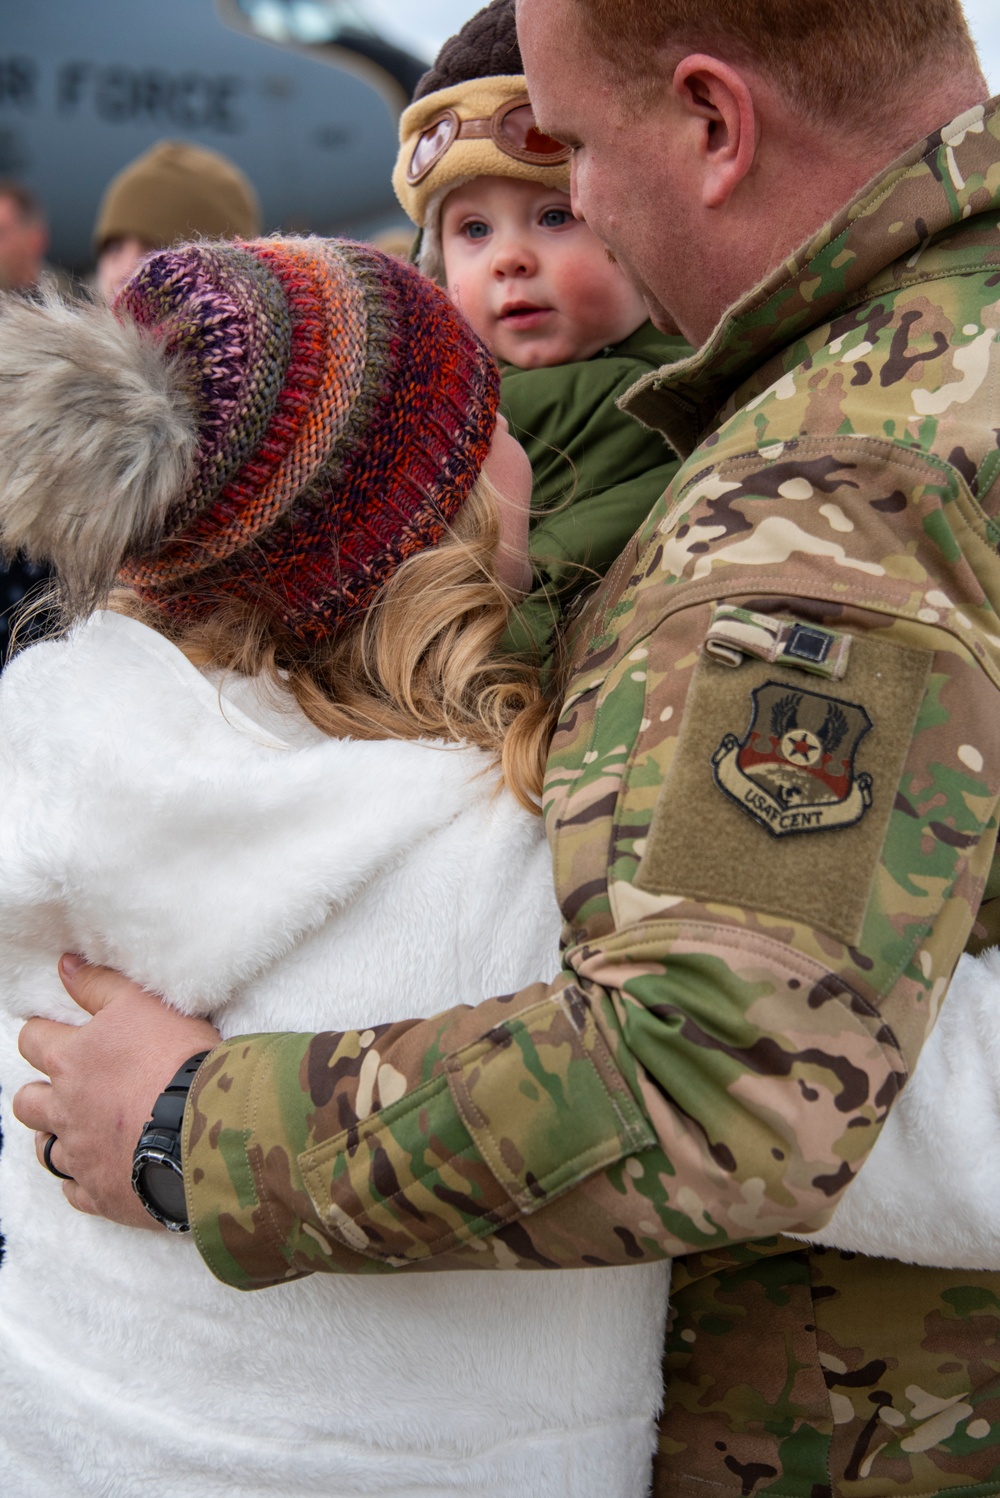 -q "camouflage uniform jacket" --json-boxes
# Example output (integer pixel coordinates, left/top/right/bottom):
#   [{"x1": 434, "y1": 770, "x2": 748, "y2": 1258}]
[{"x1": 185, "y1": 98, "x2": 1000, "y2": 1485}]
